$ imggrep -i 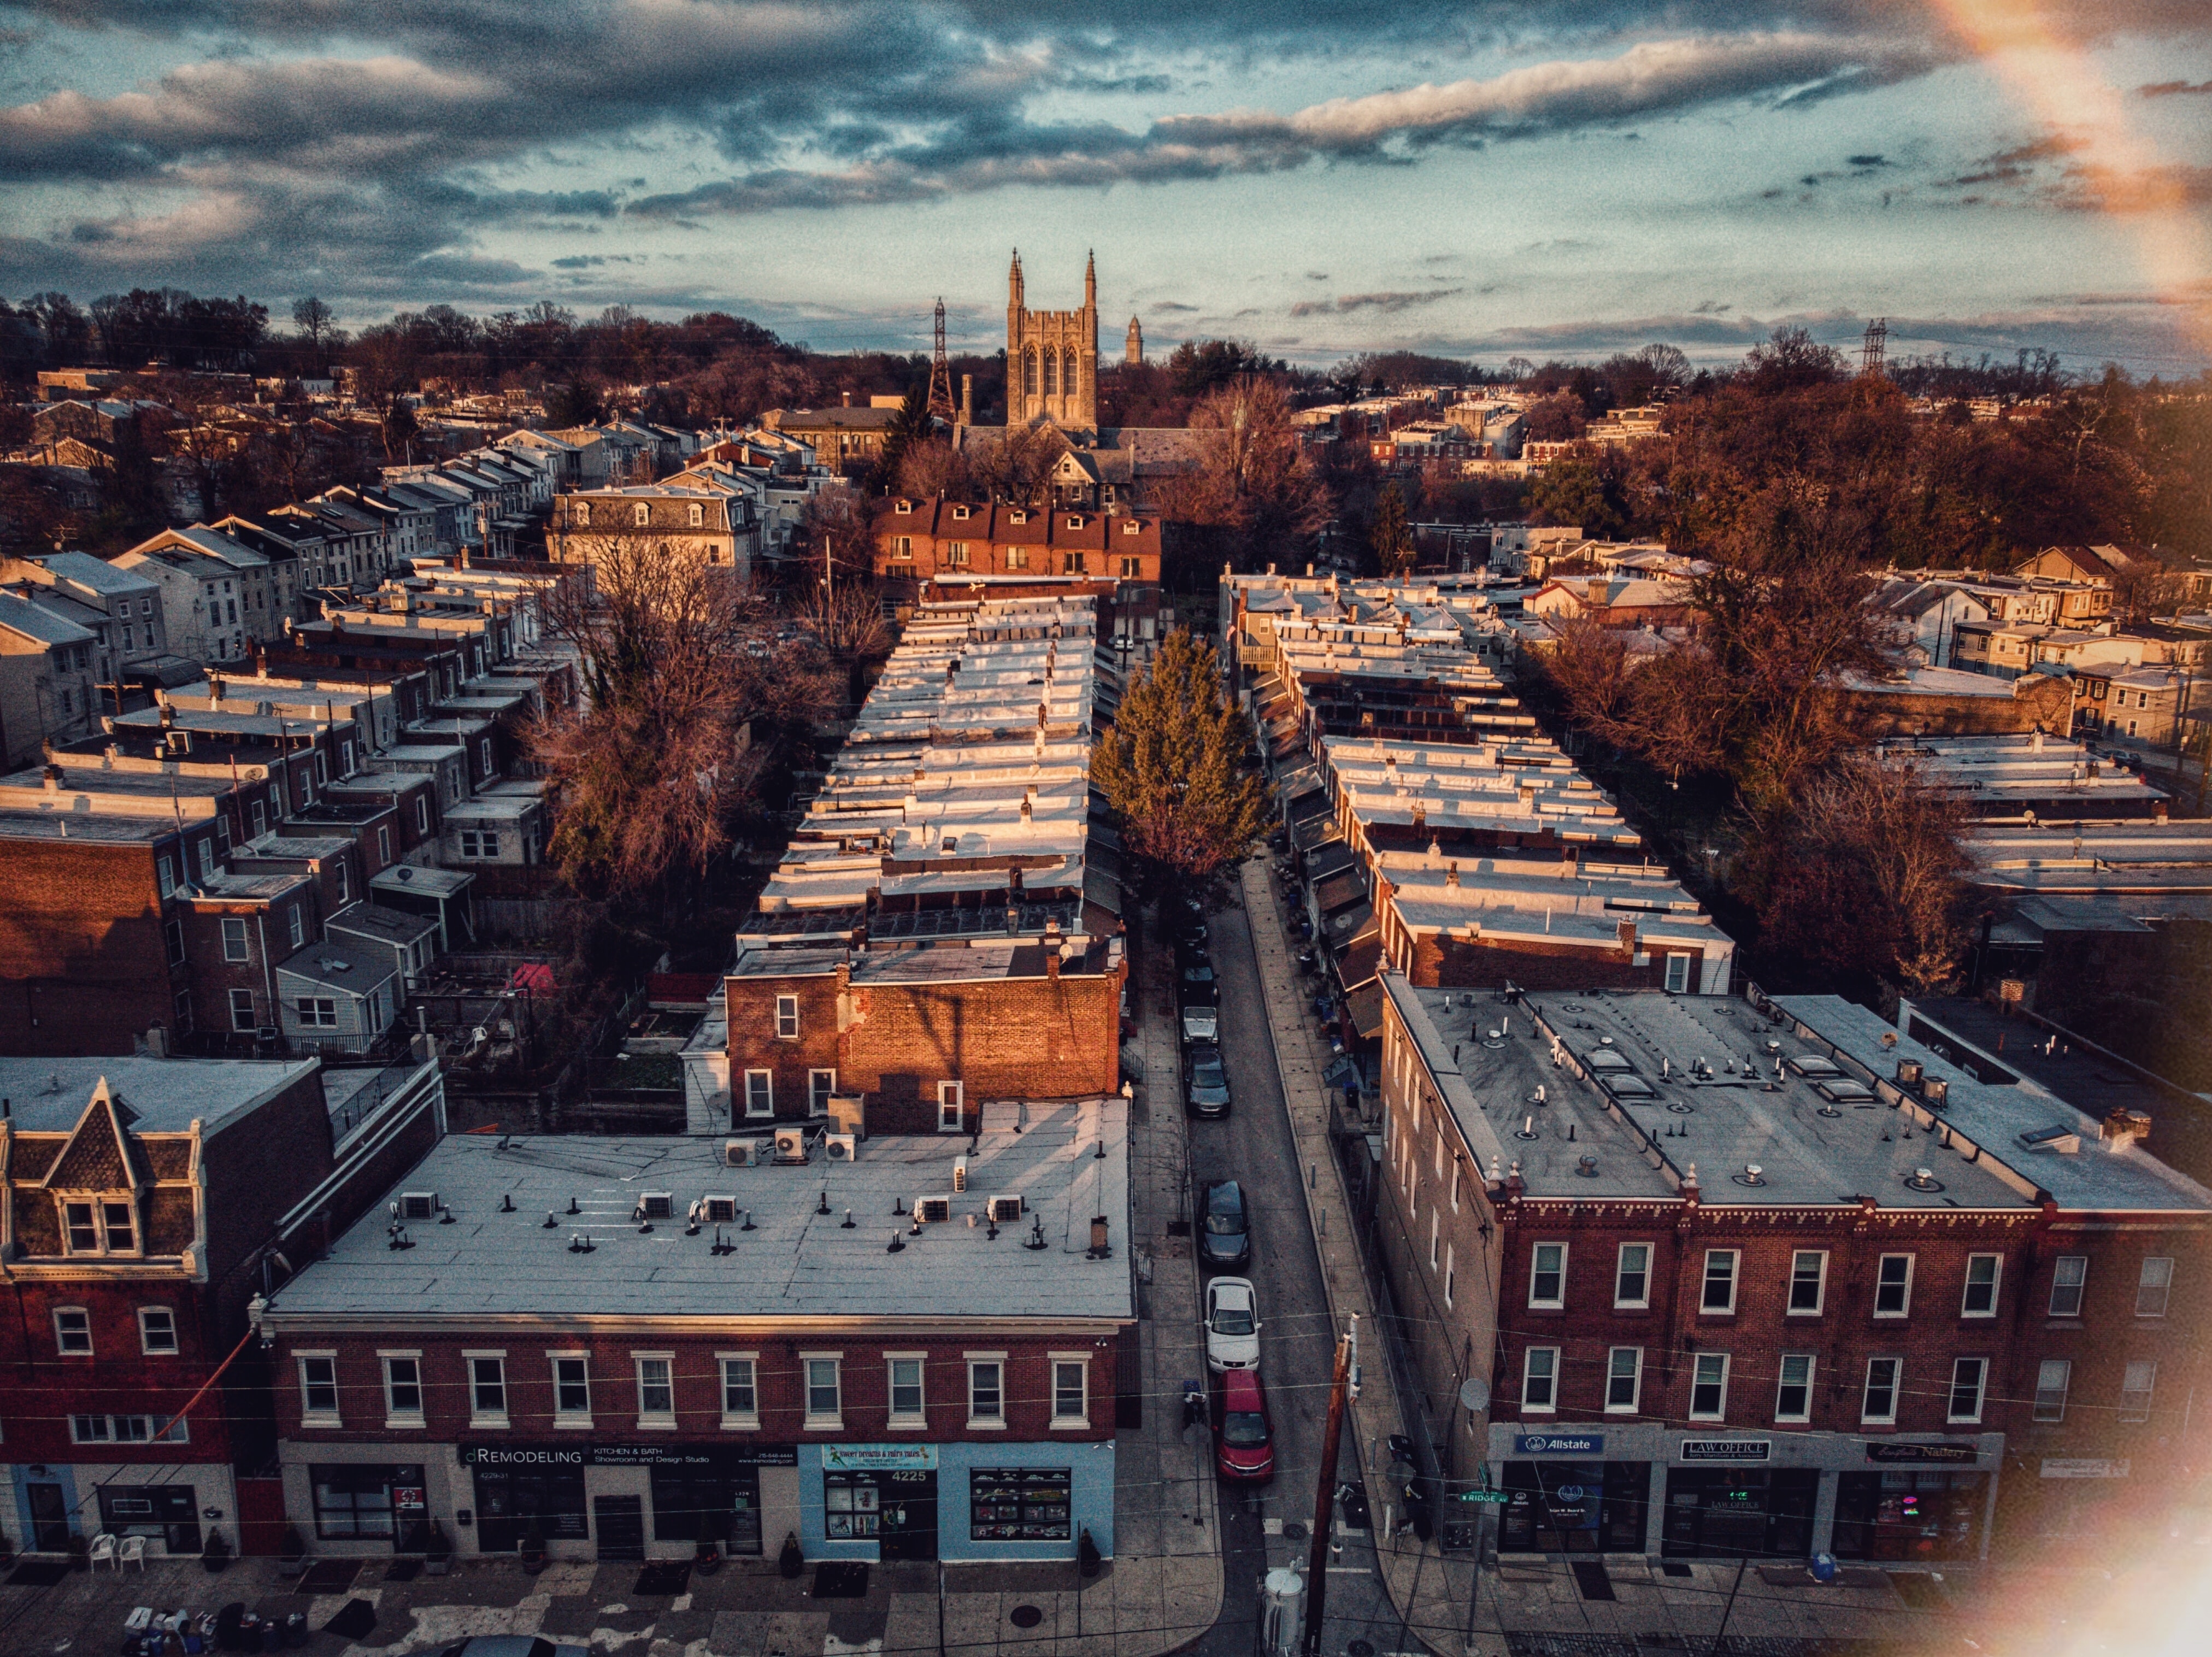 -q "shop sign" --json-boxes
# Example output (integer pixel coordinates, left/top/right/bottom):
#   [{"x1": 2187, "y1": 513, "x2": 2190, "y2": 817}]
[
  {"x1": 2042, "y1": 1458, "x2": 2130, "y2": 1479},
  {"x1": 1866, "y1": 1443, "x2": 1979, "y2": 1465},
  {"x1": 1515, "y1": 1433, "x2": 1603, "y2": 1455},
  {"x1": 393, "y1": 1486, "x2": 426, "y2": 1512},
  {"x1": 821, "y1": 1444, "x2": 939, "y2": 1472},
  {"x1": 1679, "y1": 1439, "x2": 1770, "y2": 1462},
  {"x1": 461, "y1": 1442, "x2": 797, "y2": 1470}
]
